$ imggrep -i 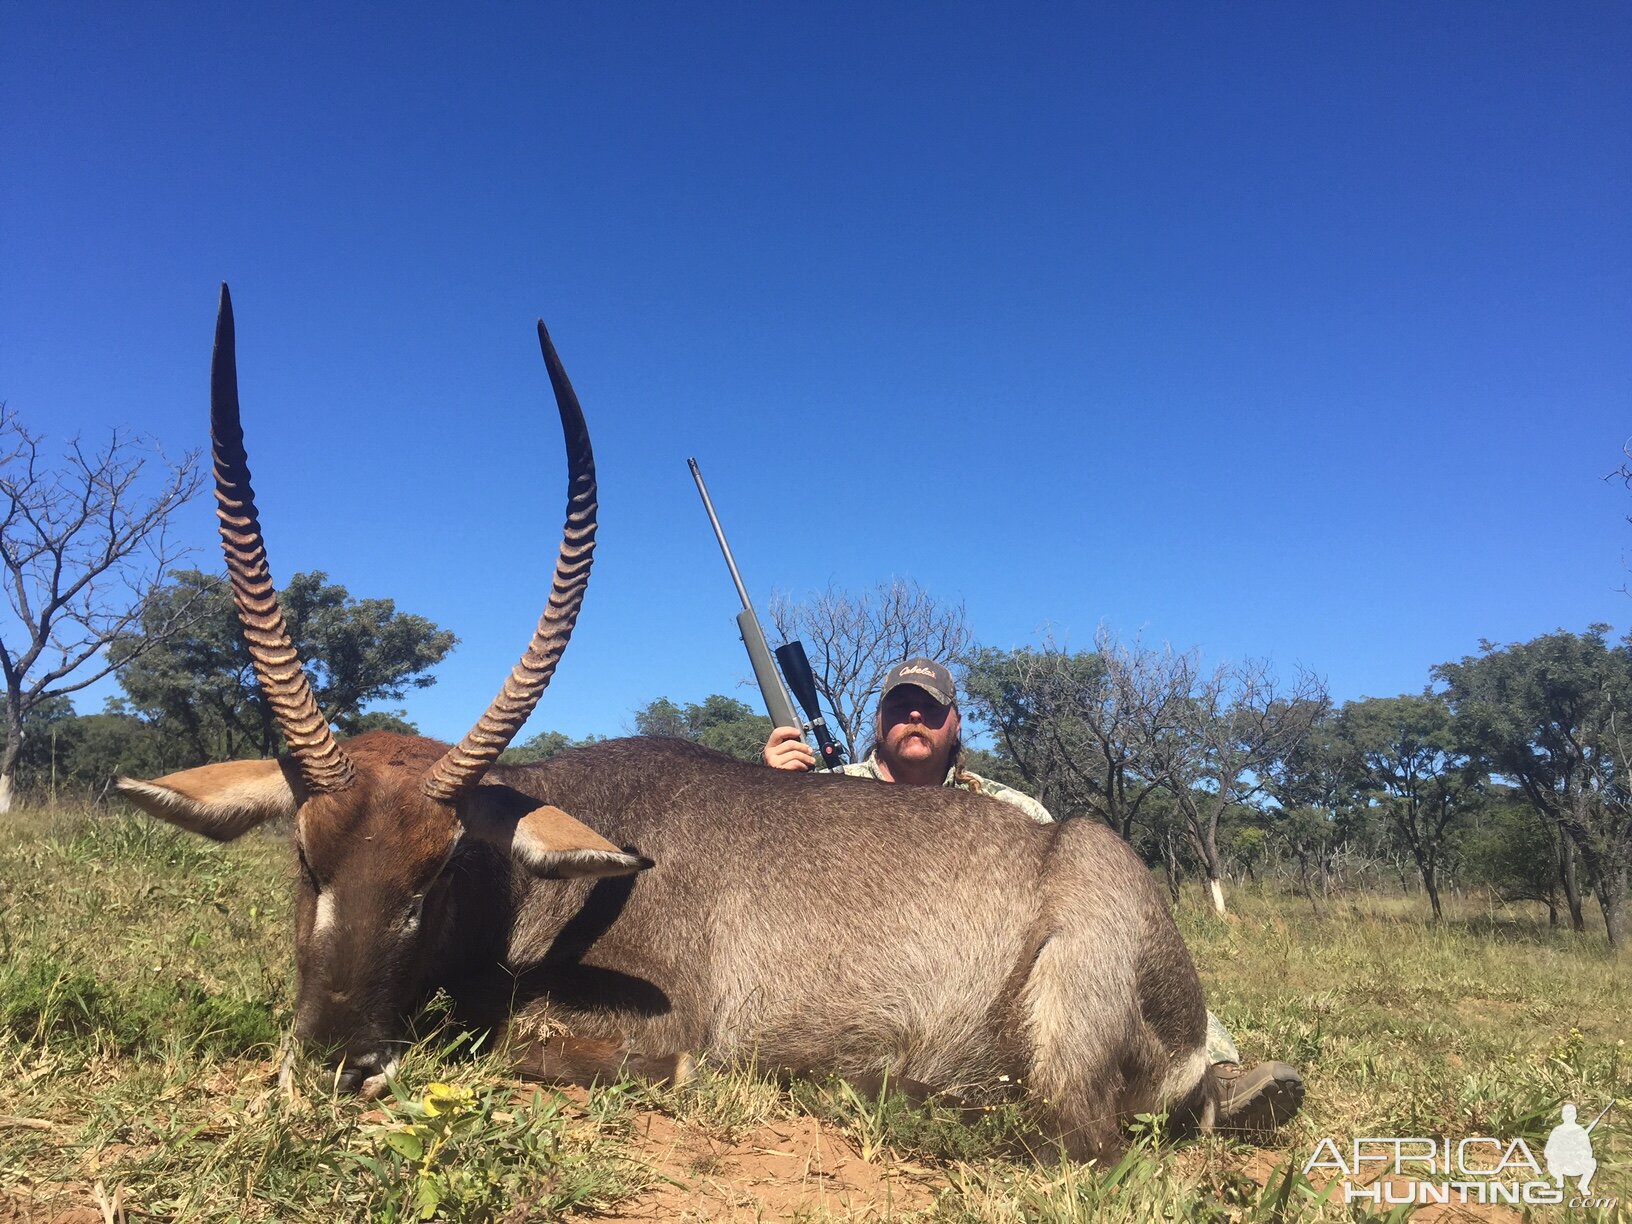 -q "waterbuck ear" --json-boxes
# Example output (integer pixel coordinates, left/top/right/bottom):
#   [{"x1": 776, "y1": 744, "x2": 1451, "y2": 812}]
[
  {"x1": 116, "y1": 758, "x2": 303, "y2": 842},
  {"x1": 460, "y1": 785, "x2": 652, "y2": 879}
]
